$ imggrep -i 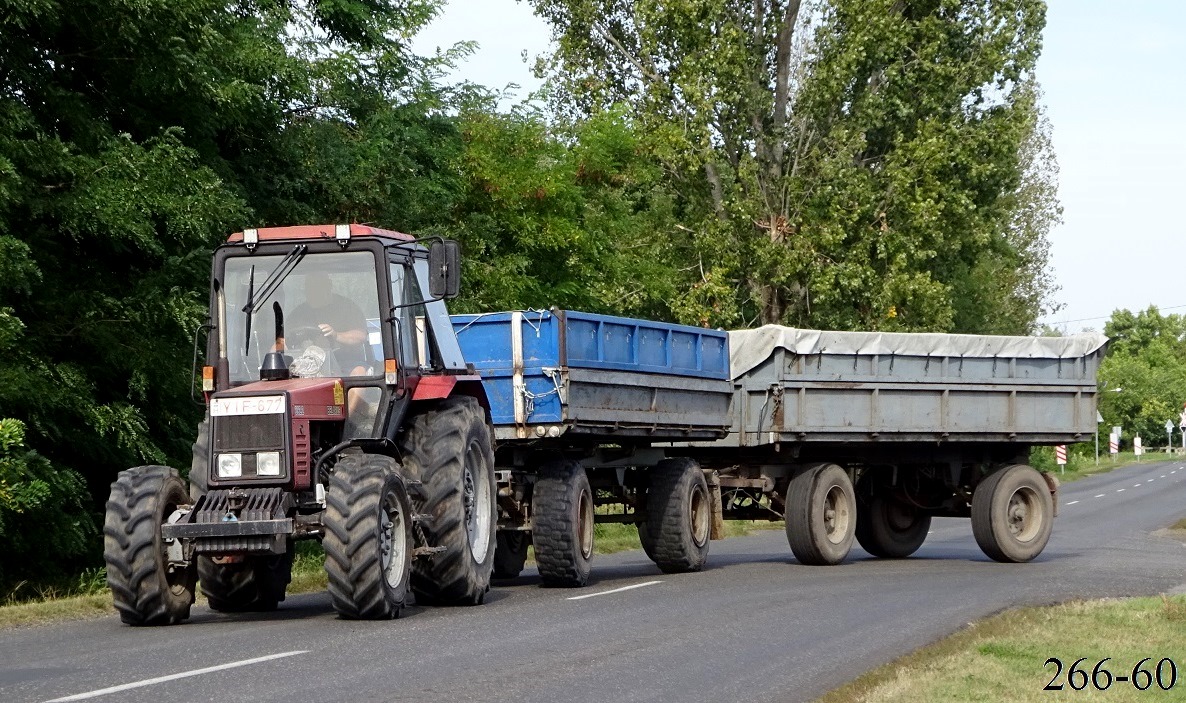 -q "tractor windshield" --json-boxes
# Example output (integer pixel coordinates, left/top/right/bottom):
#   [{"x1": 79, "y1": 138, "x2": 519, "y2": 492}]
[{"x1": 222, "y1": 251, "x2": 383, "y2": 382}]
